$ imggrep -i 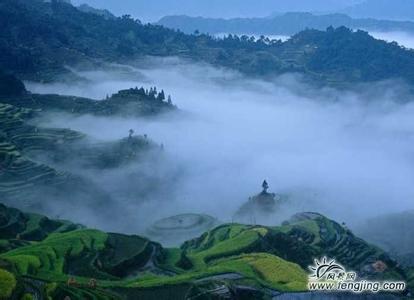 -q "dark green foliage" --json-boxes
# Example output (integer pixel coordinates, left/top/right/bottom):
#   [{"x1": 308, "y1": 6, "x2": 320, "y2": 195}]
[
  {"x1": 176, "y1": 251, "x2": 193, "y2": 270},
  {"x1": 180, "y1": 213, "x2": 407, "y2": 283},
  {"x1": 0, "y1": 239, "x2": 30, "y2": 254},
  {"x1": 185, "y1": 281, "x2": 235, "y2": 300},
  {"x1": 51, "y1": 283, "x2": 121, "y2": 300},
  {"x1": 0, "y1": 204, "x2": 26, "y2": 239},
  {"x1": 0, "y1": 70, "x2": 26, "y2": 96},
  {"x1": 296, "y1": 27, "x2": 414, "y2": 83},
  {"x1": 3, "y1": 0, "x2": 414, "y2": 86},
  {"x1": 158, "y1": 13, "x2": 414, "y2": 36},
  {"x1": 98, "y1": 233, "x2": 152, "y2": 278},
  {"x1": 111, "y1": 284, "x2": 193, "y2": 300},
  {"x1": 0, "y1": 205, "x2": 411, "y2": 299},
  {"x1": 62, "y1": 233, "x2": 154, "y2": 280},
  {"x1": 0, "y1": 203, "x2": 82, "y2": 246},
  {"x1": 0, "y1": 87, "x2": 174, "y2": 117},
  {"x1": 0, "y1": 85, "x2": 172, "y2": 211},
  {"x1": 261, "y1": 231, "x2": 317, "y2": 268}
]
